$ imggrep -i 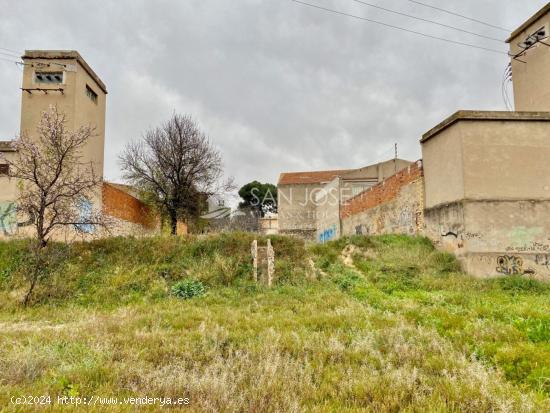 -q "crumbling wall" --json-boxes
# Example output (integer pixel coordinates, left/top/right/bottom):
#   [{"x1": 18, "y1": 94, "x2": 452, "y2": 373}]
[{"x1": 340, "y1": 162, "x2": 424, "y2": 237}]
